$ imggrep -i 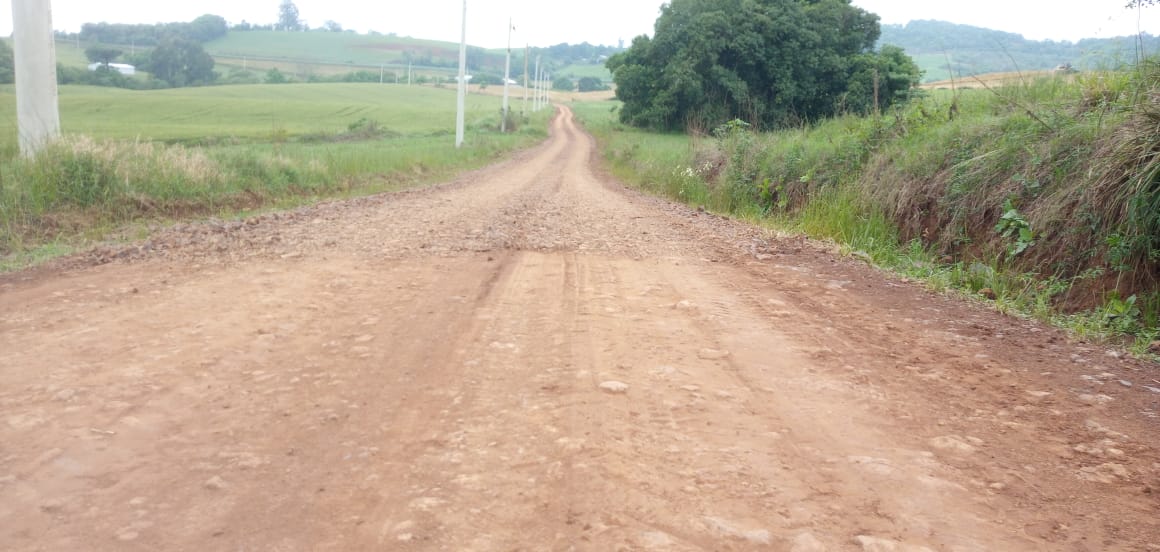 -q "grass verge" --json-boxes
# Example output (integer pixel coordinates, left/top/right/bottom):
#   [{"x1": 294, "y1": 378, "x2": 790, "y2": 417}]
[
  {"x1": 571, "y1": 63, "x2": 1160, "y2": 354},
  {"x1": 0, "y1": 83, "x2": 551, "y2": 269}
]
